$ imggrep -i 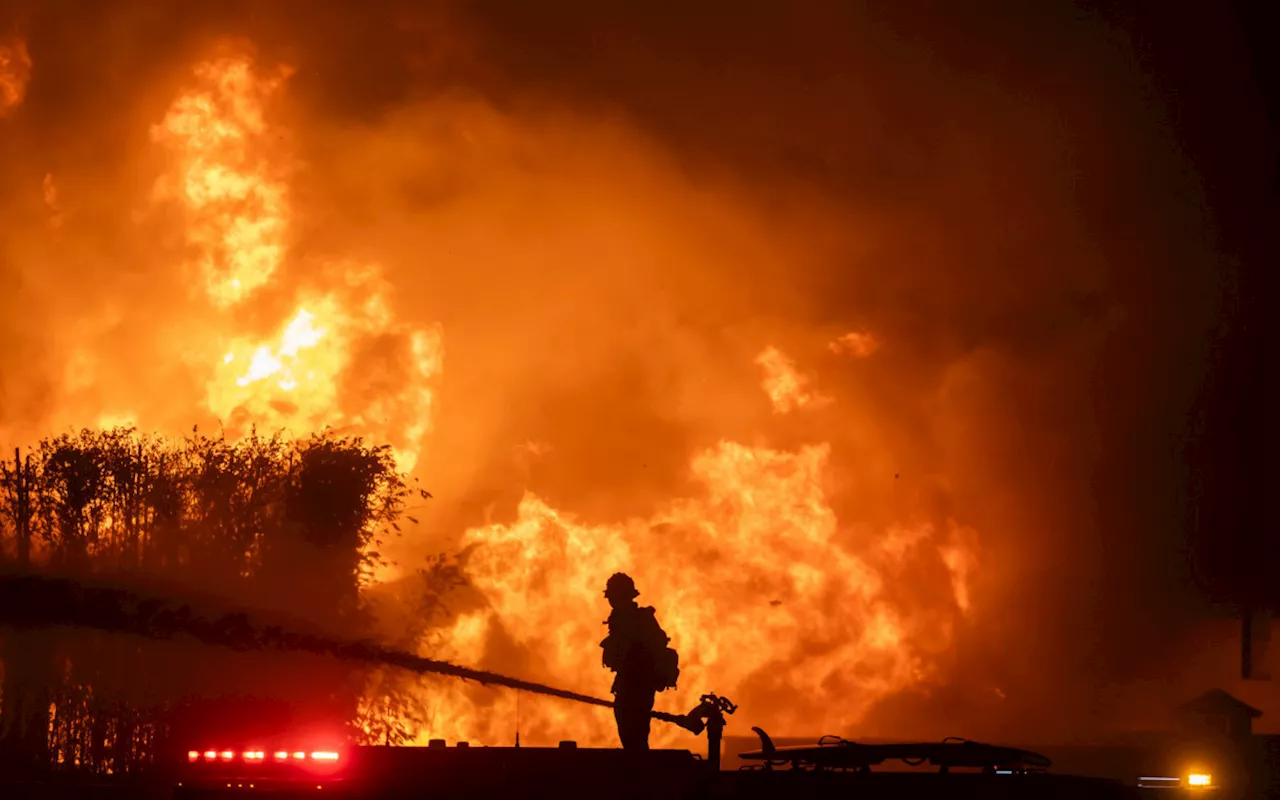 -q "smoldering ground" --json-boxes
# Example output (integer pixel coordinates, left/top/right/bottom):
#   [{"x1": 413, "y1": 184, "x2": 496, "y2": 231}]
[{"x1": 0, "y1": 0, "x2": 1263, "y2": 743}]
